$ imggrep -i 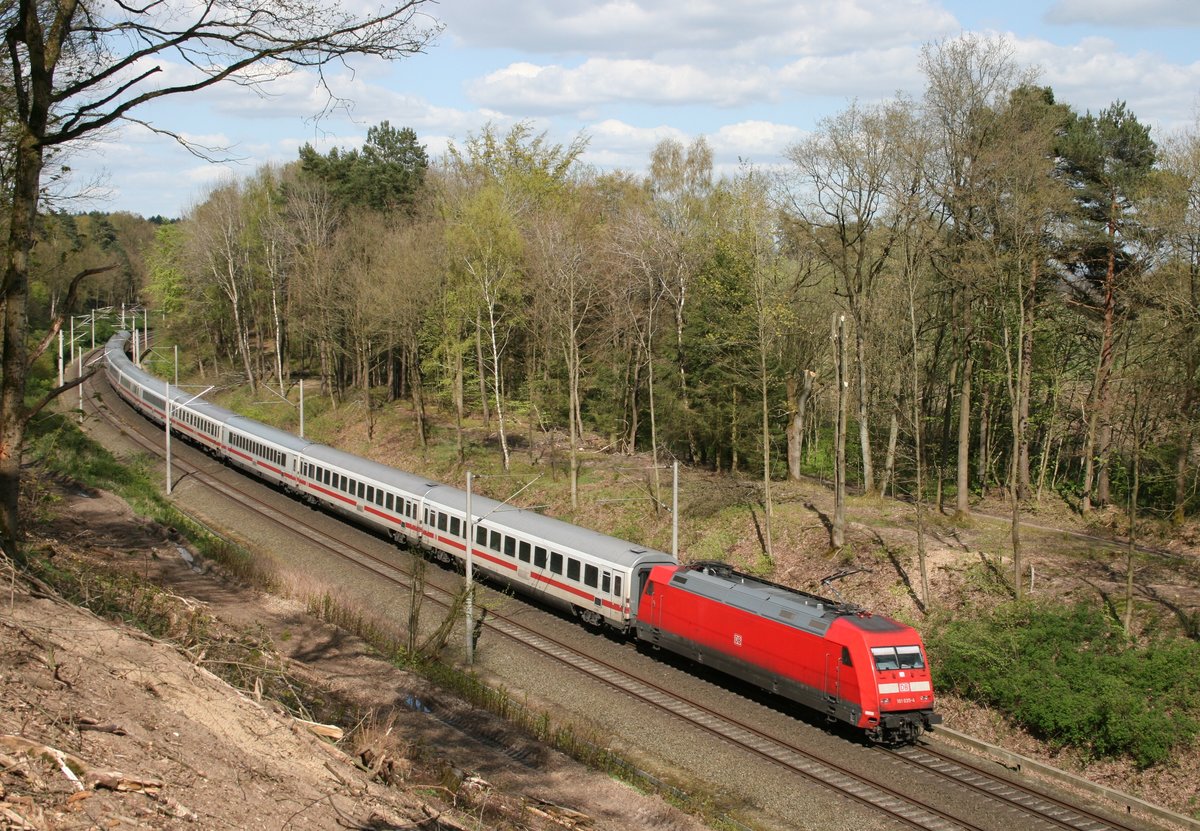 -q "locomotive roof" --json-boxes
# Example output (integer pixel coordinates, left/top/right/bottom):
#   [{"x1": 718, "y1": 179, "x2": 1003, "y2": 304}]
[
  {"x1": 666, "y1": 561, "x2": 903, "y2": 637},
  {"x1": 426, "y1": 484, "x2": 676, "y2": 570}
]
